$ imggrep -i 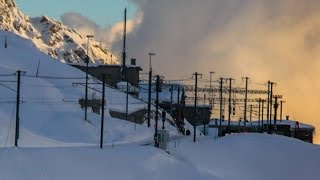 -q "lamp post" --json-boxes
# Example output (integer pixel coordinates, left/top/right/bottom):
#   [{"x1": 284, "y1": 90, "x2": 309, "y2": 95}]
[
  {"x1": 147, "y1": 52, "x2": 155, "y2": 127},
  {"x1": 85, "y1": 35, "x2": 94, "y2": 122}
]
